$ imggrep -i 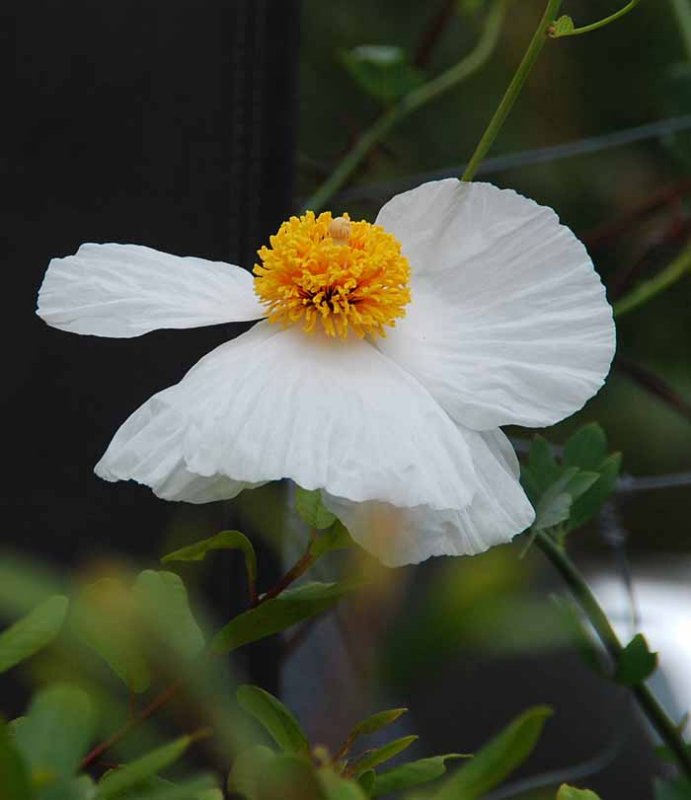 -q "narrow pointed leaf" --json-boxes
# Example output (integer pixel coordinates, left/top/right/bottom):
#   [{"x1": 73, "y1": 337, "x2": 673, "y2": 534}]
[
  {"x1": 162, "y1": 530, "x2": 257, "y2": 586},
  {"x1": 96, "y1": 736, "x2": 193, "y2": 798},
  {"x1": 433, "y1": 706, "x2": 553, "y2": 799},
  {"x1": 349, "y1": 735, "x2": 418, "y2": 776},
  {"x1": 212, "y1": 581, "x2": 358, "y2": 654},
  {"x1": 371, "y1": 754, "x2": 466, "y2": 796},
  {"x1": 614, "y1": 633, "x2": 658, "y2": 686},
  {"x1": 296, "y1": 488, "x2": 337, "y2": 530},
  {"x1": 236, "y1": 685, "x2": 310, "y2": 755},
  {"x1": 351, "y1": 708, "x2": 407, "y2": 738},
  {"x1": 0, "y1": 594, "x2": 68, "y2": 674},
  {"x1": 0, "y1": 719, "x2": 31, "y2": 800},
  {"x1": 14, "y1": 684, "x2": 93, "y2": 784}
]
